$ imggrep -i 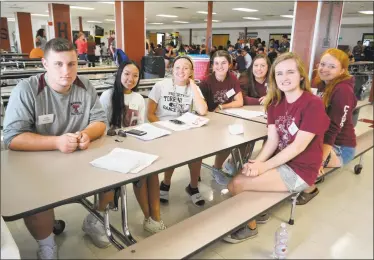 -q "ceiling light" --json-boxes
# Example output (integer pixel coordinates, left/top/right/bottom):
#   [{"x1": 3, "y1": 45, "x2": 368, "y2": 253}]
[
  {"x1": 70, "y1": 6, "x2": 95, "y2": 10},
  {"x1": 45, "y1": 10, "x2": 49, "y2": 12},
  {"x1": 156, "y1": 14, "x2": 178, "y2": 18},
  {"x1": 197, "y1": 11, "x2": 217, "y2": 15},
  {"x1": 104, "y1": 19, "x2": 115, "y2": 22},
  {"x1": 99, "y1": 1, "x2": 115, "y2": 4},
  {"x1": 358, "y1": 11, "x2": 373, "y2": 15},
  {"x1": 204, "y1": 19, "x2": 221, "y2": 22},
  {"x1": 173, "y1": 21, "x2": 189, "y2": 23},
  {"x1": 87, "y1": 21, "x2": 102, "y2": 23},
  {"x1": 7, "y1": 18, "x2": 15, "y2": 22},
  {"x1": 243, "y1": 17, "x2": 261, "y2": 20},
  {"x1": 148, "y1": 22, "x2": 164, "y2": 25},
  {"x1": 280, "y1": 15, "x2": 294, "y2": 18},
  {"x1": 232, "y1": 8, "x2": 258, "y2": 12},
  {"x1": 31, "y1": 14, "x2": 49, "y2": 17}
]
